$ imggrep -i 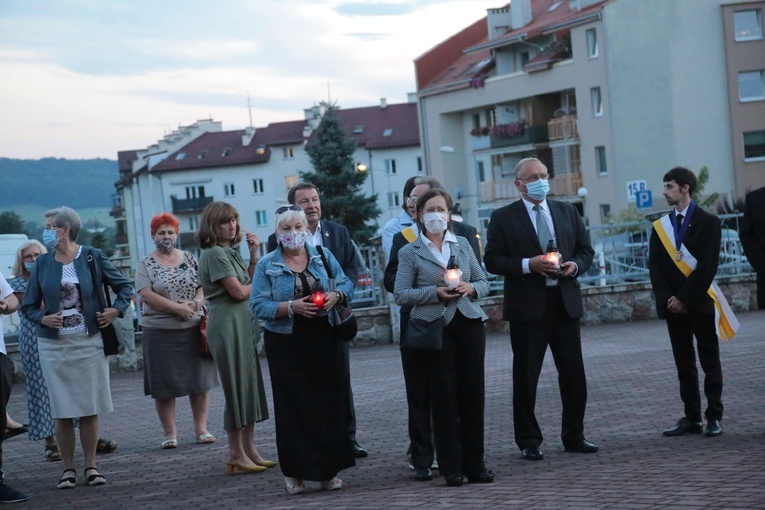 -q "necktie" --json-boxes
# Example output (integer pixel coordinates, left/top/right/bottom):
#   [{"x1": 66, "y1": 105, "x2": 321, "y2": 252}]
[
  {"x1": 675, "y1": 213, "x2": 684, "y2": 235},
  {"x1": 533, "y1": 204, "x2": 553, "y2": 249}
]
